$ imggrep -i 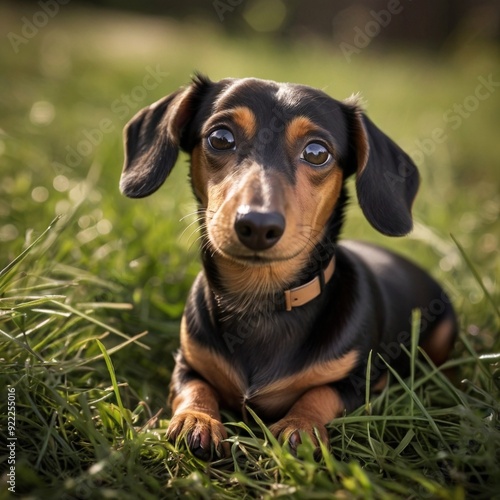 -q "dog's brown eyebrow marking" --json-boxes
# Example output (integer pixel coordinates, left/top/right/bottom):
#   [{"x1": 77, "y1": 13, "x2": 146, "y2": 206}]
[
  {"x1": 230, "y1": 106, "x2": 257, "y2": 139},
  {"x1": 285, "y1": 116, "x2": 320, "y2": 148}
]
